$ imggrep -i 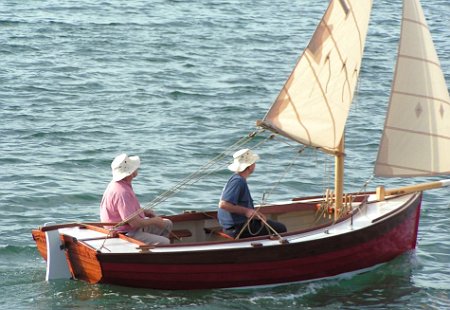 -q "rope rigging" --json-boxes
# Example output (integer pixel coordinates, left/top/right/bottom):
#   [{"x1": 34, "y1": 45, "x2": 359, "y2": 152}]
[
  {"x1": 259, "y1": 145, "x2": 305, "y2": 205},
  {"x1": 109, "y1": 129, "x2": 268, "y2": 231},
  {"x1": 102, "y1": 127, "x2": 372, "y2": 245},
  {"x1": 96, "y1": 127, "x2": 378, "y2": 252}
]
